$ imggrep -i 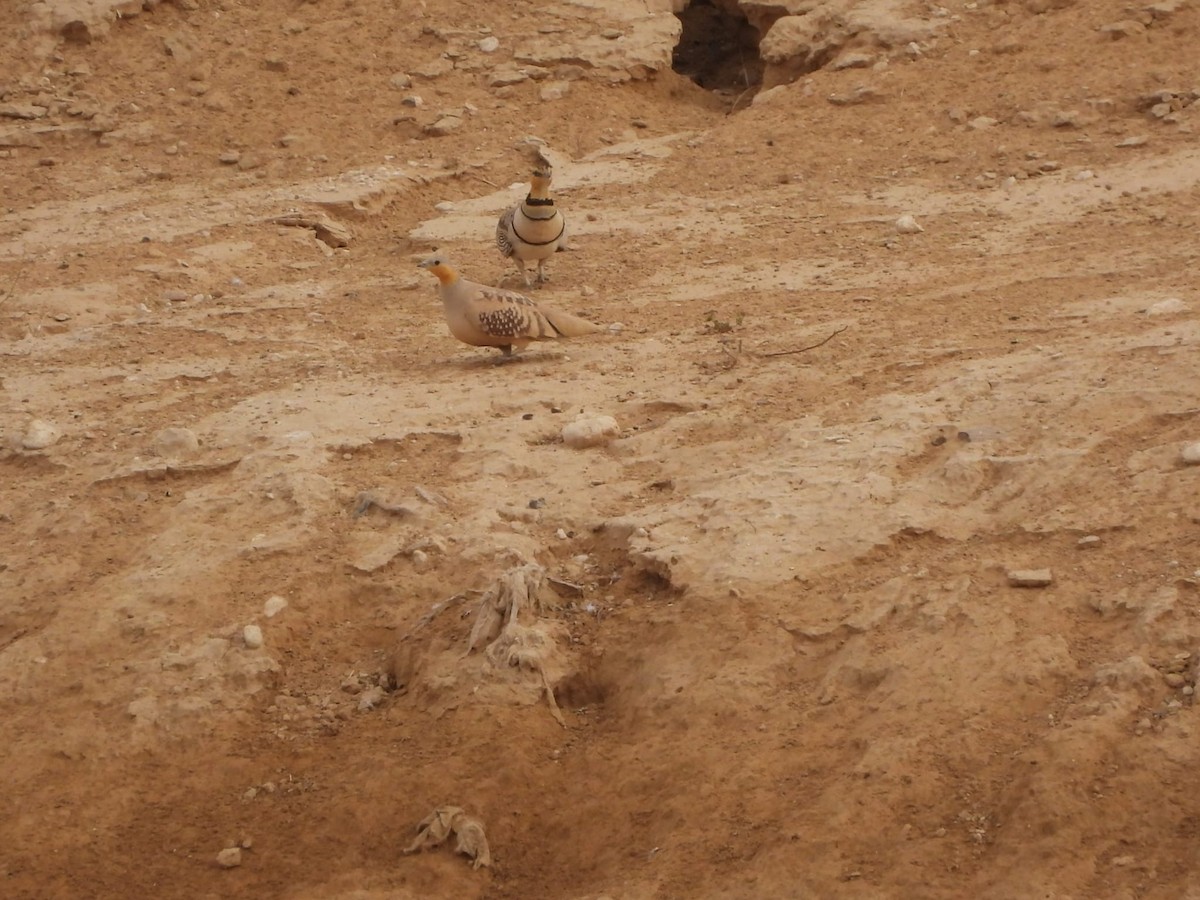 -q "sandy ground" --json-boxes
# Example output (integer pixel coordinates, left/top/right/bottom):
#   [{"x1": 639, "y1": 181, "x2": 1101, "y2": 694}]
[{"x1": 2, "y1": 0, "x2": 1200, "y2": 897}]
